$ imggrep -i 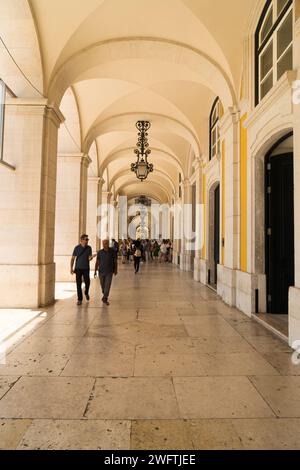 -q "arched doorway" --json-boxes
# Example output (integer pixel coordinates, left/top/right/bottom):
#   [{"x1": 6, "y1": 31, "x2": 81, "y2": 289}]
[
  {"x1": 265, "y1": 133, "x2": 294, "y2": 314},
  {"x1": 208, "y1": 182, "x2": 220, "y2": 289}
]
